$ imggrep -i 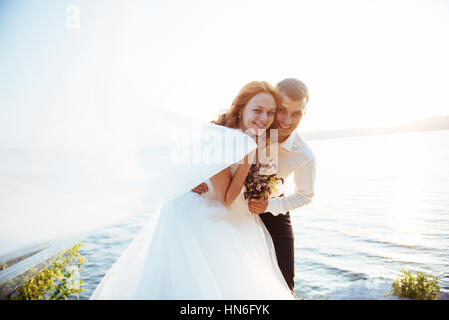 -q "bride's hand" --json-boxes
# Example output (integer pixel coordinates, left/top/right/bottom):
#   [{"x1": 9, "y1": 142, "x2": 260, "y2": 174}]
[{"x1": 248, "y1": 198, "x2": 268, "y2": 214}]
